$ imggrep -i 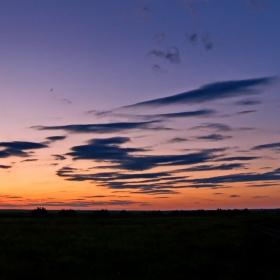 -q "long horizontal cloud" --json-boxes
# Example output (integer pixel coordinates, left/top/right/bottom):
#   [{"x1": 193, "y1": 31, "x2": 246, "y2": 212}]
[
  {"x1": 32, "y1": 121, "x2": 167, "y2": 134},
  {"x1": 252, "y1": 142, "x2": 280, "y2": 151},
  {"x1": 65, "y1": 136, "x2": 218, "y2": 171},
  {"x1": 187, "y1": 168, "x2": 280, "y2": 184},
  {"x1": 194, "y1": 134, "x2": 232, "y2": 141},
  {"x1": 0, "y1": 165, "x2": 11, "y2": 169},
  {"x1": 120, "y1": 76, "x2": 275, "y2": 109},
  {"x1": 0, "y1": 141, "x2": 48, "y2": 158}
]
